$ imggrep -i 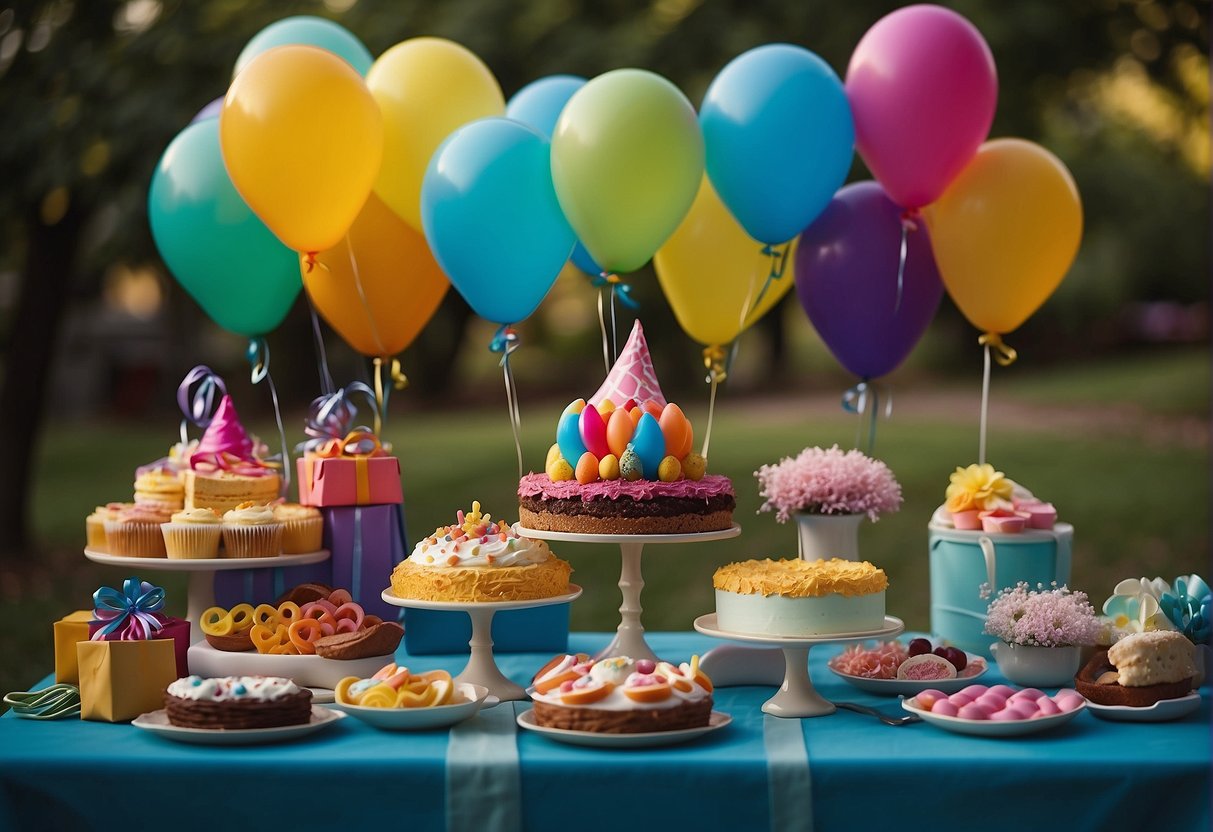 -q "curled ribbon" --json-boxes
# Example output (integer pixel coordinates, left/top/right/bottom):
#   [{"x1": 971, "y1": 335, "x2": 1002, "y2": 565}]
[
  {"x1": 490, "y1": 325, "x2": 524, "y2": 480},
  {"x1": 3, "y1": 683, "x2": 81, "y2": 720},
  {"x1": 91, "y1": 578, "x2": 167, "y2": 641},
  {"x1": 978, "y1": 332, "x2": 1018, "y2": 366},
  {"x1": 298, "y1": 382, "x2": 378, "y2": 454},
  {"x1": 590, "y1": 272, "x2": 638, "y2": 310},
  {"x1": 489, "y1": 325, "x2": 520, "y2": 360},
  {"x1": 895, "y1": 210, "x2": 921, "y2": 314},
  {"x1": 177, "y1": 366, "x2": 227, "y2": 429},
  {"x1": 245, "y1": 337, "x2": 291, "y2": 495},
  {"x1": 313, "y1": 429, "x2": 385, "y2": 459}
]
